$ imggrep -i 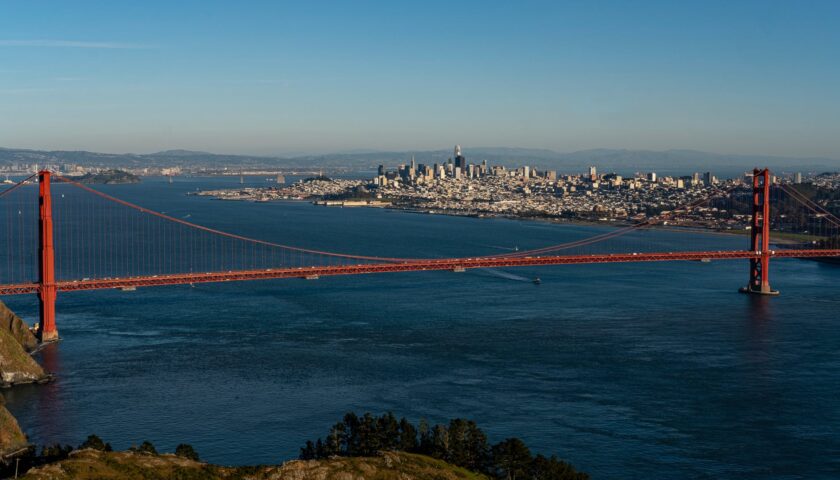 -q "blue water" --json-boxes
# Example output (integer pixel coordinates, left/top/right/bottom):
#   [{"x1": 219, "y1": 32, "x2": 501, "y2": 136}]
[{"x1": 4, "y1": 177, "x2": 840, "y2": 479}]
